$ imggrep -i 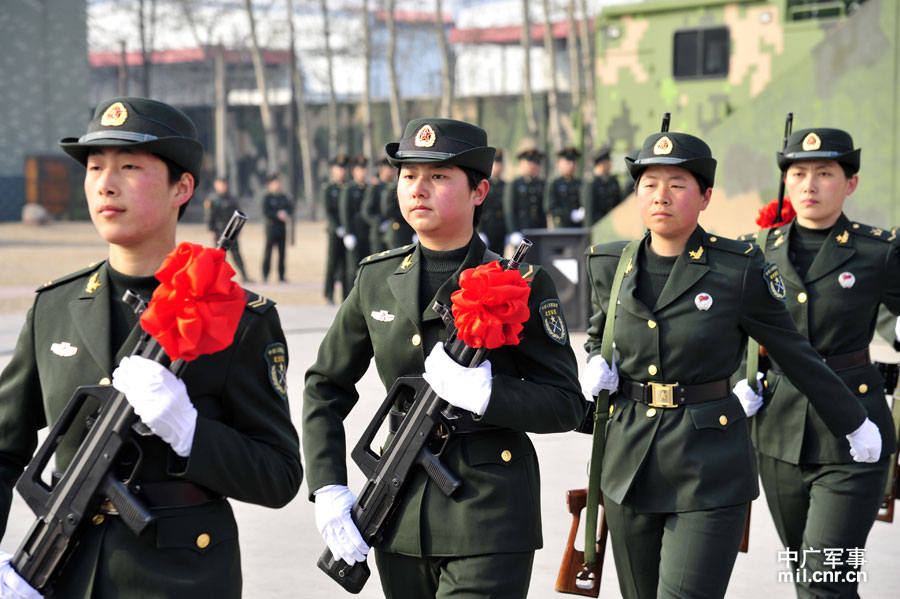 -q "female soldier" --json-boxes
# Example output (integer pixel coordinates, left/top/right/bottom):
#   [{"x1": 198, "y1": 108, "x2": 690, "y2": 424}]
[{"x1": 581, "y1": 130, "x2": 880, "y2": 599}]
